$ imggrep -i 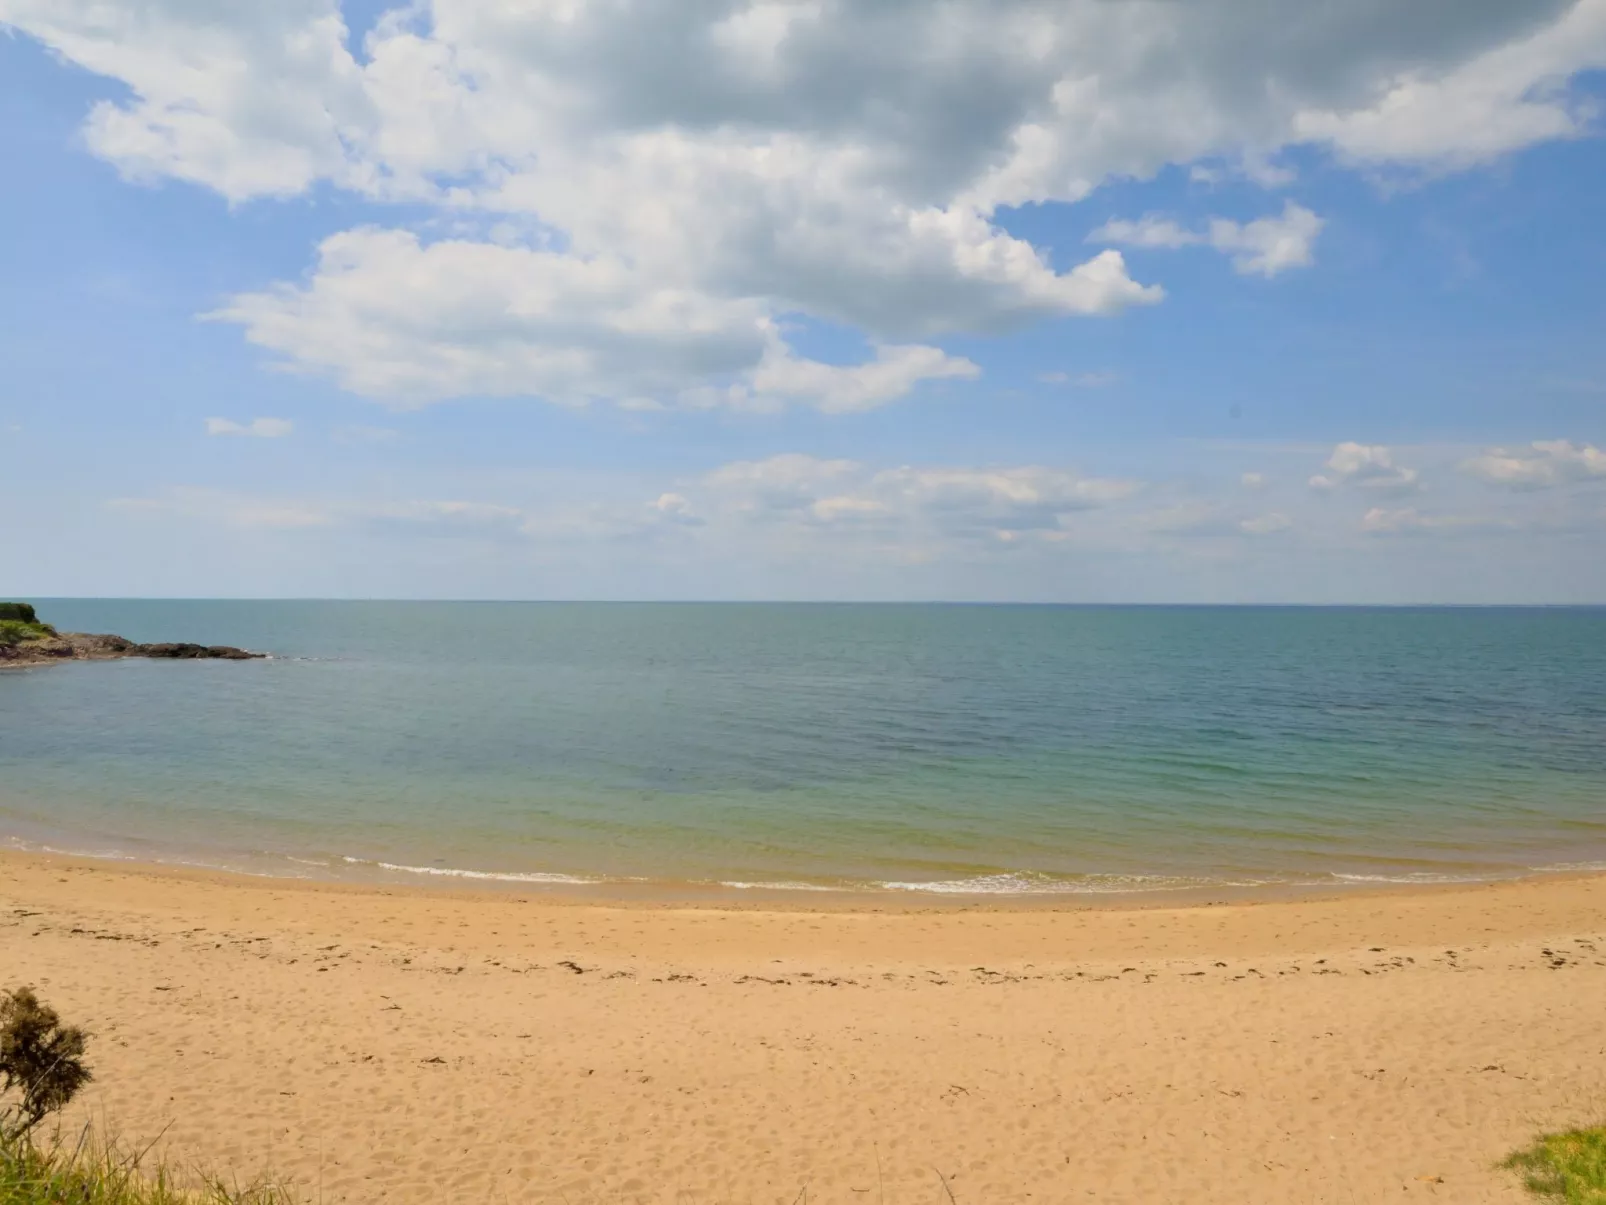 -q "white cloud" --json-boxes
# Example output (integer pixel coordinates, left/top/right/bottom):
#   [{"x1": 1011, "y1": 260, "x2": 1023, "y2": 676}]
[
  {"x1": 703, "y1": 454, "x2": 1138, "y2": 539},
  {"x1": 110, "y1": 487, "x2": 329, "y2": 529},
  {"x1": 1360, "y1": 506, "x2": 1512, "y2": 536},
  {"x1": 6, "y1": 0, "x2": 1601, "y2": 406},
  {"x1": 205, "y1": 416, "x2": 294, "y2": 438},
  {"x1": 648, "y1": 492, "x2": 703, "y2": 526},
  {"x1": 1309, "y1": 442, "x2": 1421, "y2": 494},
  {"x1": 1294, "y1": 0, "x2": 1606, "y2": 172},
  {"x1": 1240, "y1": 471, "x2": 1268, "y2": 489},
  {"x1": 211, "y1": 228, "x2": 987, "y2": 411},
  {"x1": 1461, "y1": 439, "x2": 1606, "y2": 490},
  {"x1": 1088, "y1": 216, "x2": 1199, "y2": 251},
  {"x1": 1207, "y1": 204, "x2": 1326, "y2": 277},
  {"x1": 1239, "y1": 511, "x2": 1292, "y2": 535},
  {"x1": 1091, "y1": 202, "x2": 1325, "y2": 277},
  {"x1": 746, "y1": 343, "x2": 979, "y2": 414},
  {"x1": 99, "y1": 454, "x2": 1141, "y2": 556},
  {"x1": 1039, "y1": 370, "x2": 1118, "y2": 388},
  {"x1": 1142, "y1": 503, "x2": 1291, "y2": 537},
  {"x1": 367, "y1": 500, "x2": 529, "y2": 540}
]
